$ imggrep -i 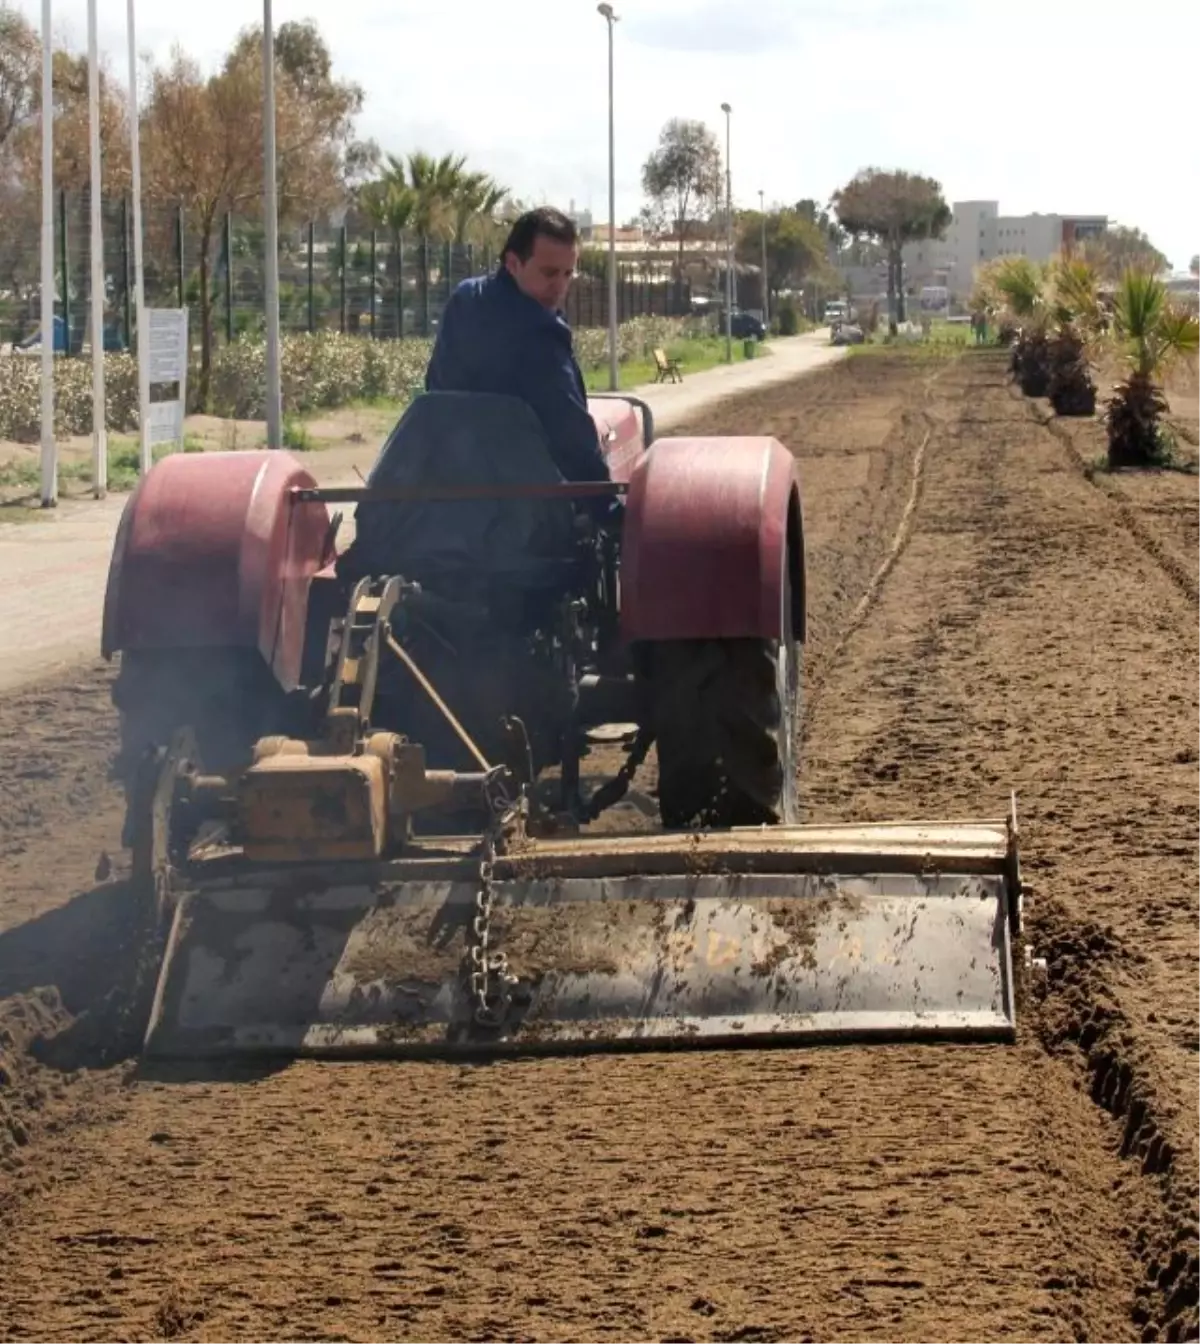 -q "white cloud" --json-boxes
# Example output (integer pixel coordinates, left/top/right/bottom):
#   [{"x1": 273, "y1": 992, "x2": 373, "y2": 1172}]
[{"x1": 11, "y1": 0, "x2": 1198, "y2": 268}]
